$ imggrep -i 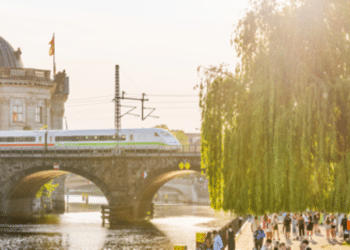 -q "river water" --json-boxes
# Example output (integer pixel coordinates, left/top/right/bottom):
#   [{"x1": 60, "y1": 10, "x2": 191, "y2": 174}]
[{"x1": 0, "y1": 196, "x2": 232, "y2": 250}]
